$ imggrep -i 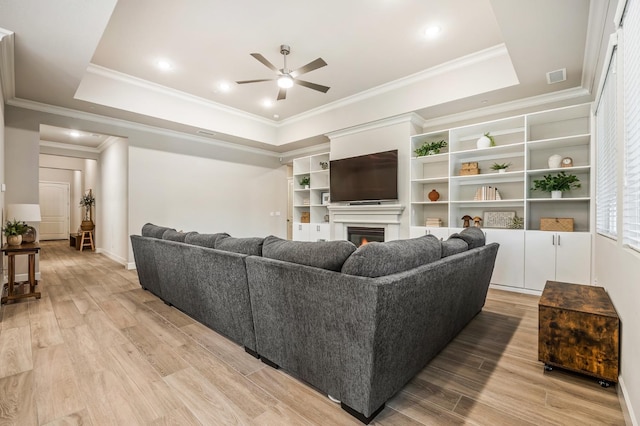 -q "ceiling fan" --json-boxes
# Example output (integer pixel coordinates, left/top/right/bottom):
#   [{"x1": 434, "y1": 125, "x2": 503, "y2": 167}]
[{"x1": 236, "y1": 44, "x2": 330, "y2": 101}]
